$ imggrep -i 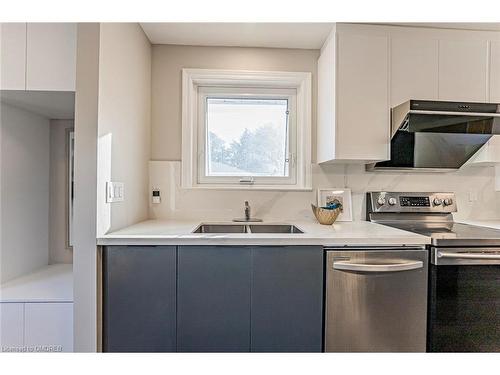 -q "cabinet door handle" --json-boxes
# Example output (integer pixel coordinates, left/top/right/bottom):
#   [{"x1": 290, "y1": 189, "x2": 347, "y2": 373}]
[{"x1": 333, "y1": 260, "x2": 423, "y2": 272}]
